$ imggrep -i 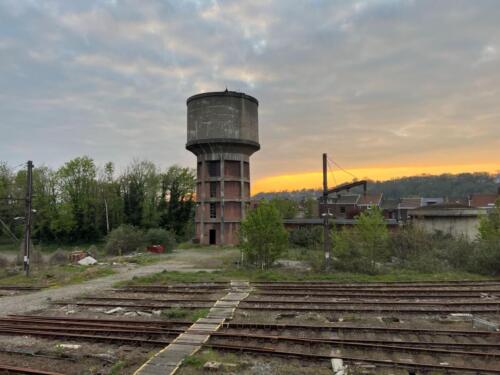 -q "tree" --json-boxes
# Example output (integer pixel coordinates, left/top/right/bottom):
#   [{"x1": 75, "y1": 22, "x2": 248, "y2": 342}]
[
  {"x1": 270, "y1": 198, "x2": 298, "y2": 219},
  {"x1": 158, "y1": 166, "x2": 195, "y2": 241},
  {"x1": 240, "y1": 202, "x2": 288, "y2": 269},
  {"x1": 478, "y1": 198, "x2": 500, "y2": 241},
  {"x1": 332, "y1": 208, "x2": 389, "y2": 273},
  {"x1": 356, "y1": 207, "x2": 390, "y2": 270},
  {"x1": 302, "y1": 196, "x2": 318, "y2": 218},
  {"x1": 56, "y1": 156, "x2": 99, "y2": 241},
  {"x1": 120, "y1": 160, "x2": 158, "y2": 227}
]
